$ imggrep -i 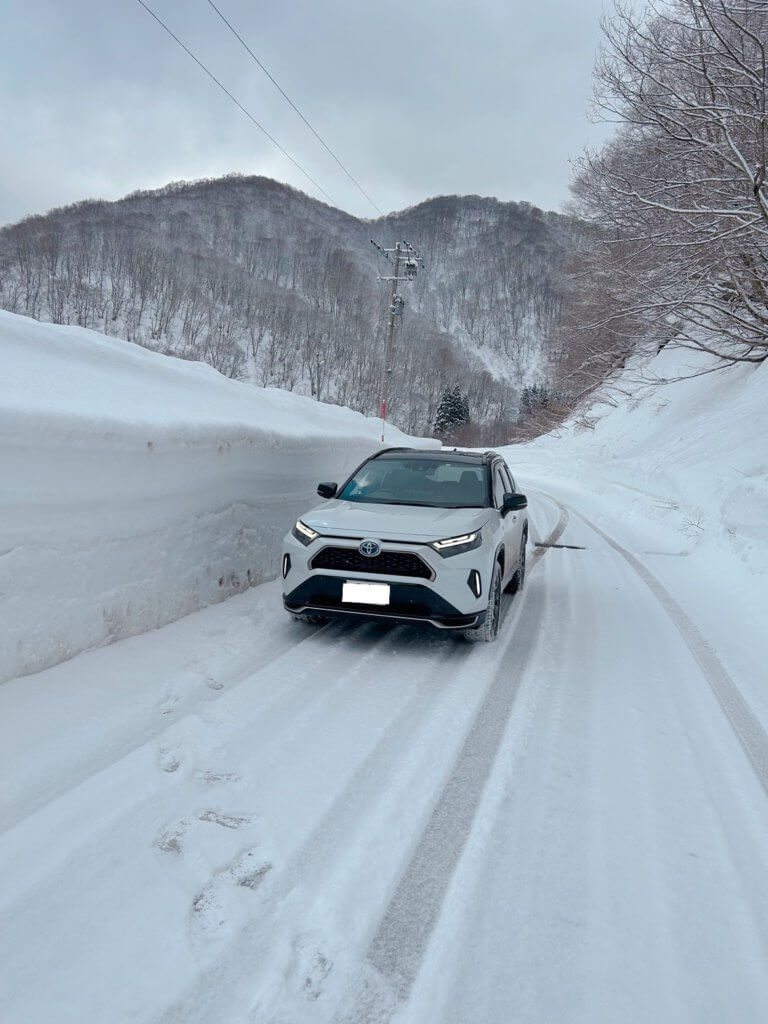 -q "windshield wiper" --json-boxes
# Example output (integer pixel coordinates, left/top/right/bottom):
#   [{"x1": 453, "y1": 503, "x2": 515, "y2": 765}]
[
  {"x1": 344, "y1": 498, "x2": 484, "y2": 509},
  {"x1": 374, "y1": 499, "x2": 436, "y2": 507}
]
